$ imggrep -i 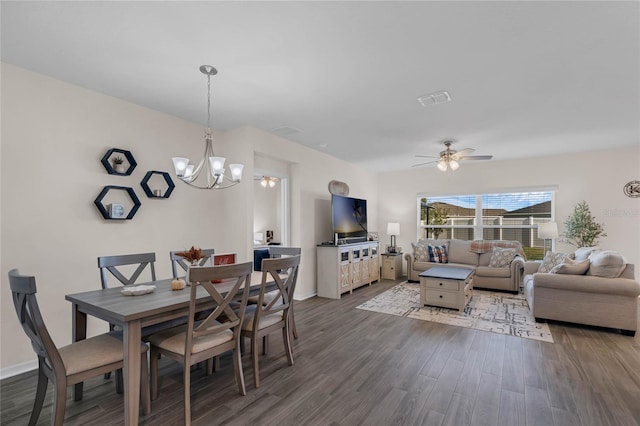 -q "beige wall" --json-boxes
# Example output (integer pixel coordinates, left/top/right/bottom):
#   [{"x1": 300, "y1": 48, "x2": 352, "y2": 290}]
[
  {"x1": 377, "y1": 146, "x2": 640, "y2": 273},
  {"x1": 0, "y1": 64, "x2": 378, "y2": 375}
]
